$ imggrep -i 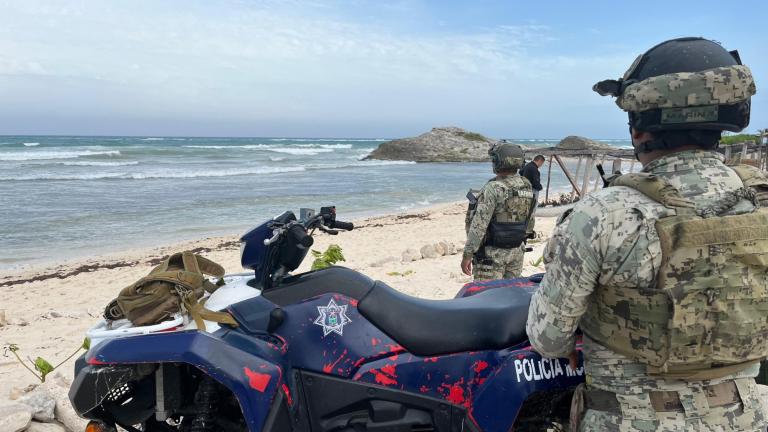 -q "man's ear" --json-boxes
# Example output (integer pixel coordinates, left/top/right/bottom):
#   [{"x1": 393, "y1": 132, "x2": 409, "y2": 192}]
[{"x1": 631, "y1": 128, "x2": 653, "y2": 144}]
